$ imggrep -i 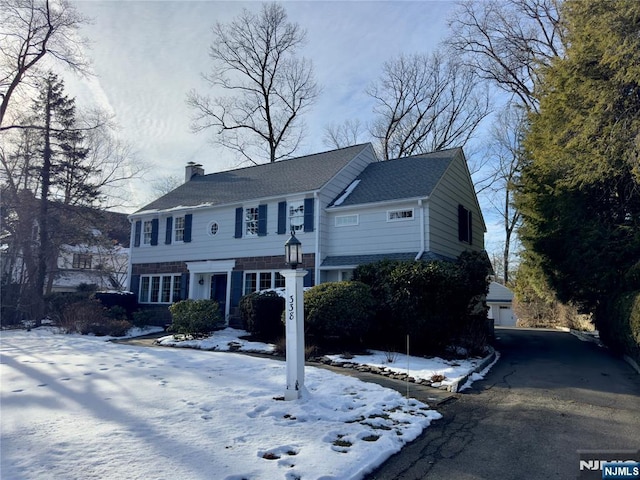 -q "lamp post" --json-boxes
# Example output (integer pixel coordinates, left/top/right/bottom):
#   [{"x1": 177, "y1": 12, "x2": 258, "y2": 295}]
[{"x1": 281, "y1": 231, "x2": 307, "y2": 400}]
